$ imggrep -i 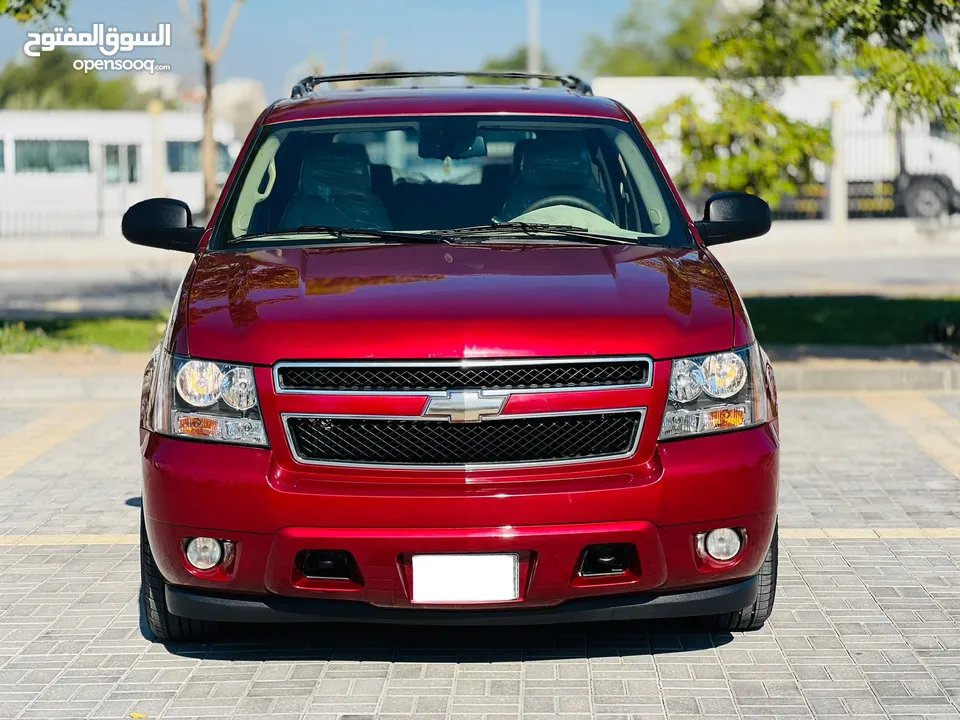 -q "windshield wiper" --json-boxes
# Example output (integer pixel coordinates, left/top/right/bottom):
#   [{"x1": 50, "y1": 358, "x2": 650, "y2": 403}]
[
  {"x1": 434, "y1": 222, "x2": 636, "y2": 245},
  {"x1": 237, "y1": 226, "x2": 449, "y2": 244}
]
